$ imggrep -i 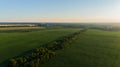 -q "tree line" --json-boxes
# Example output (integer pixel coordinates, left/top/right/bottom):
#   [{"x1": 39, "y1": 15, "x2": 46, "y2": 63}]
[
  {"x1": 0, "y1": 29, "x2": 43, "y2": 33},
  {"x1": 7, "y1": 29, "x2": 87, "y2": 67}
]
